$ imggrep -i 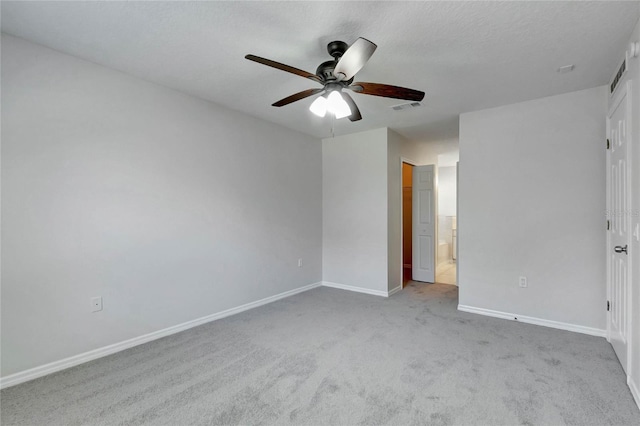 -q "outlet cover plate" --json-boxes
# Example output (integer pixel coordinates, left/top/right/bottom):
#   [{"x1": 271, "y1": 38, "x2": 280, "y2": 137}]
[{"x1": 91, "y1": 296, "x2": 103, "y2": 312}]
